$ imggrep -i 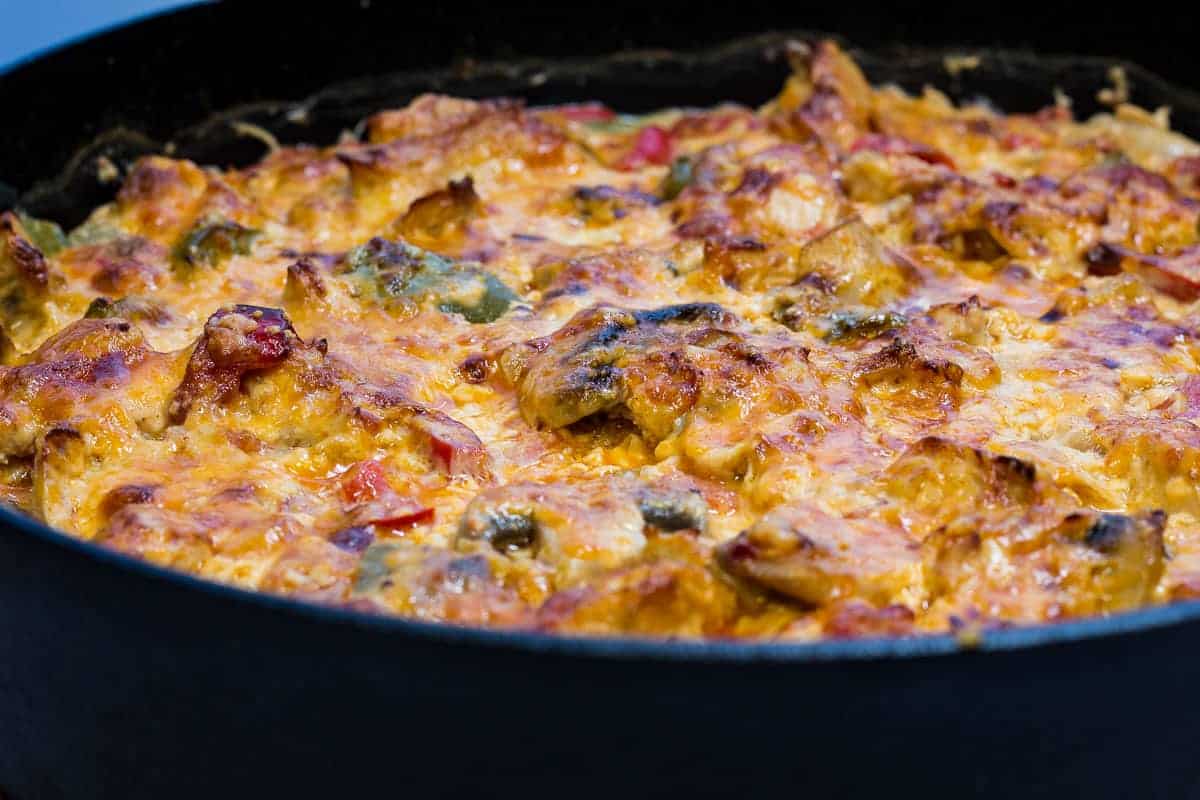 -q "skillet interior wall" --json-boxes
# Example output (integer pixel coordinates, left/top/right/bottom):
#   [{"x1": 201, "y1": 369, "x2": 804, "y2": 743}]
[{"x1": 3, "y1": 0, "x2": 1200, "y2": 226}]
